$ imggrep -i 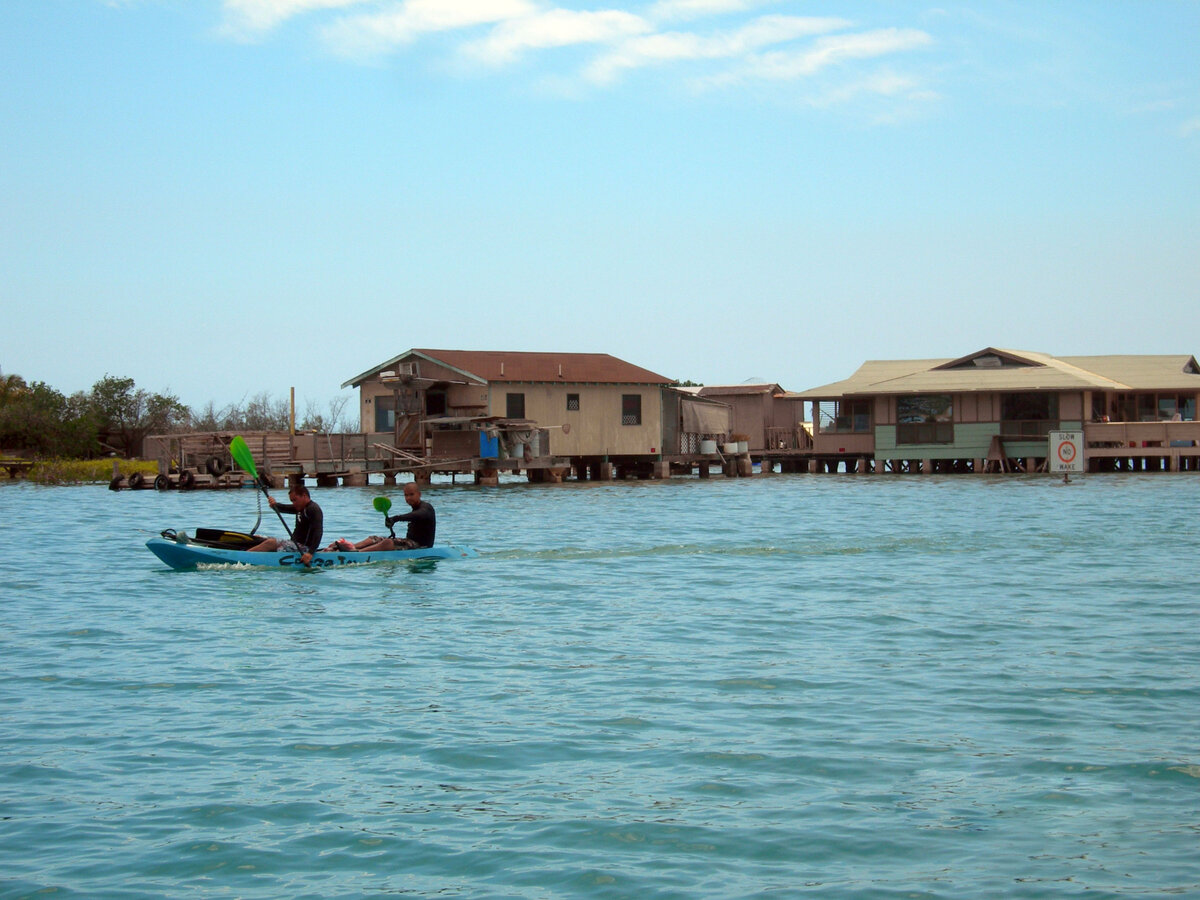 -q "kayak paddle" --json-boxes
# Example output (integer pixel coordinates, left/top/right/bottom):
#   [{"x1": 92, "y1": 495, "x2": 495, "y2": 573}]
[
  {"x1": 230, "y1": 435, "x2": 293, "y2": 540},
  {"x1": 374, "y1": 496, "x2": 394, "y2": 536}
]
